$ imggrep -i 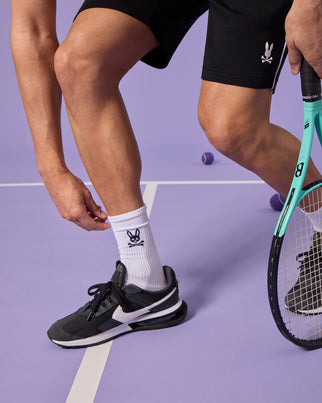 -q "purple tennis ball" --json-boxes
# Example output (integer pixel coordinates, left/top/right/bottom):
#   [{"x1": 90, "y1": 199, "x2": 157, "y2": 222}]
[
  {"x1": 202, "y1": 152, "x2": 214, "y2": 165},
  {"x1": 270, "y1": 193, "x2": 286, "y2": 211}
]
